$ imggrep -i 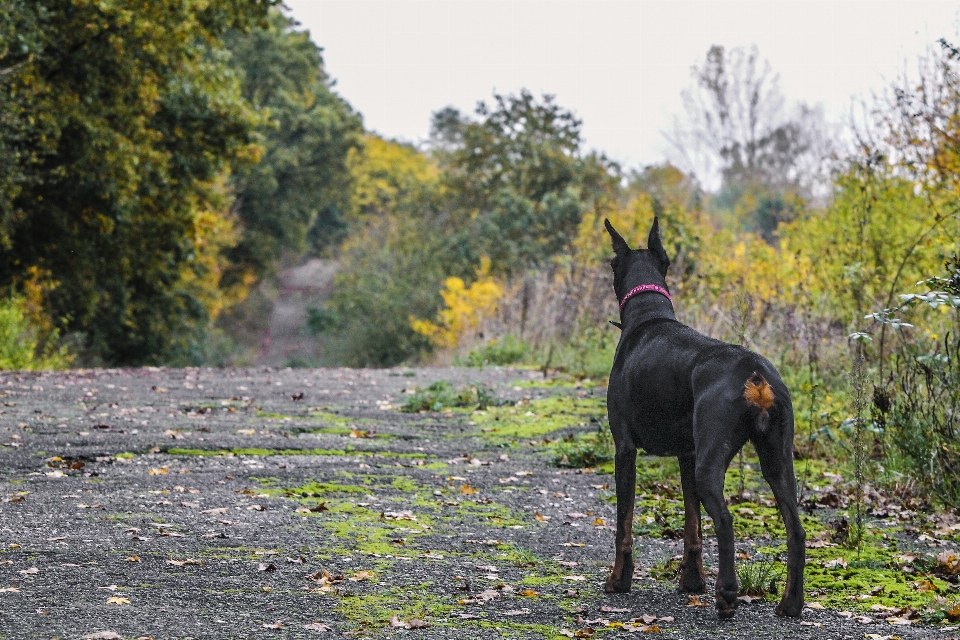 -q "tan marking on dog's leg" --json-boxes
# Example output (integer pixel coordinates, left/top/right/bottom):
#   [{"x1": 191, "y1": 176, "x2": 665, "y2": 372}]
[{"x1": 678, "y1": 455, "x2": 706, "y2": 593}]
